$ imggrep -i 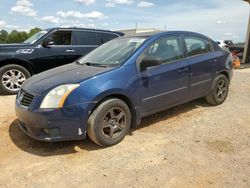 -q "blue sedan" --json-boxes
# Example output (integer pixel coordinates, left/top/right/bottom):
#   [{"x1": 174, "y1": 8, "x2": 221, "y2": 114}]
[{"x1": 15, "y1": 31, "x2": 233, "y2": 146}]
